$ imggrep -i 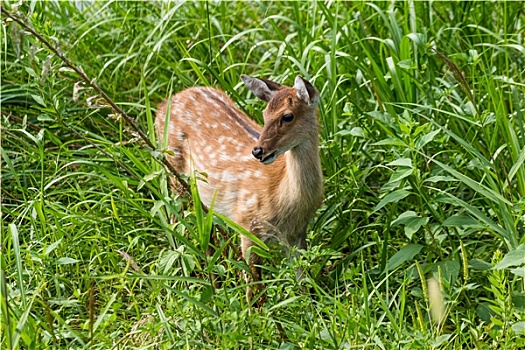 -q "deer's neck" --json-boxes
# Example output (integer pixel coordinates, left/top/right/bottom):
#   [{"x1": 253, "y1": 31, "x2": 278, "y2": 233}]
[{"x1": 277, "y1": 137, "x2": 323, "y2": 217}]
